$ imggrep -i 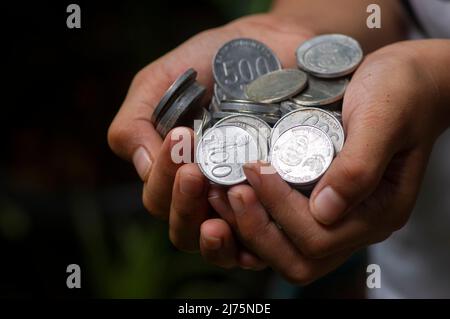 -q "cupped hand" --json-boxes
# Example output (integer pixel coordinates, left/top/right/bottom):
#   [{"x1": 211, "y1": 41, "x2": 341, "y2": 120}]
[
  {"x1": 205, "y1": 42, "x2": 446, "y2": 283},
  {"x1": 107, "y1": 13, "x2": 314, "y2": 253}
]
